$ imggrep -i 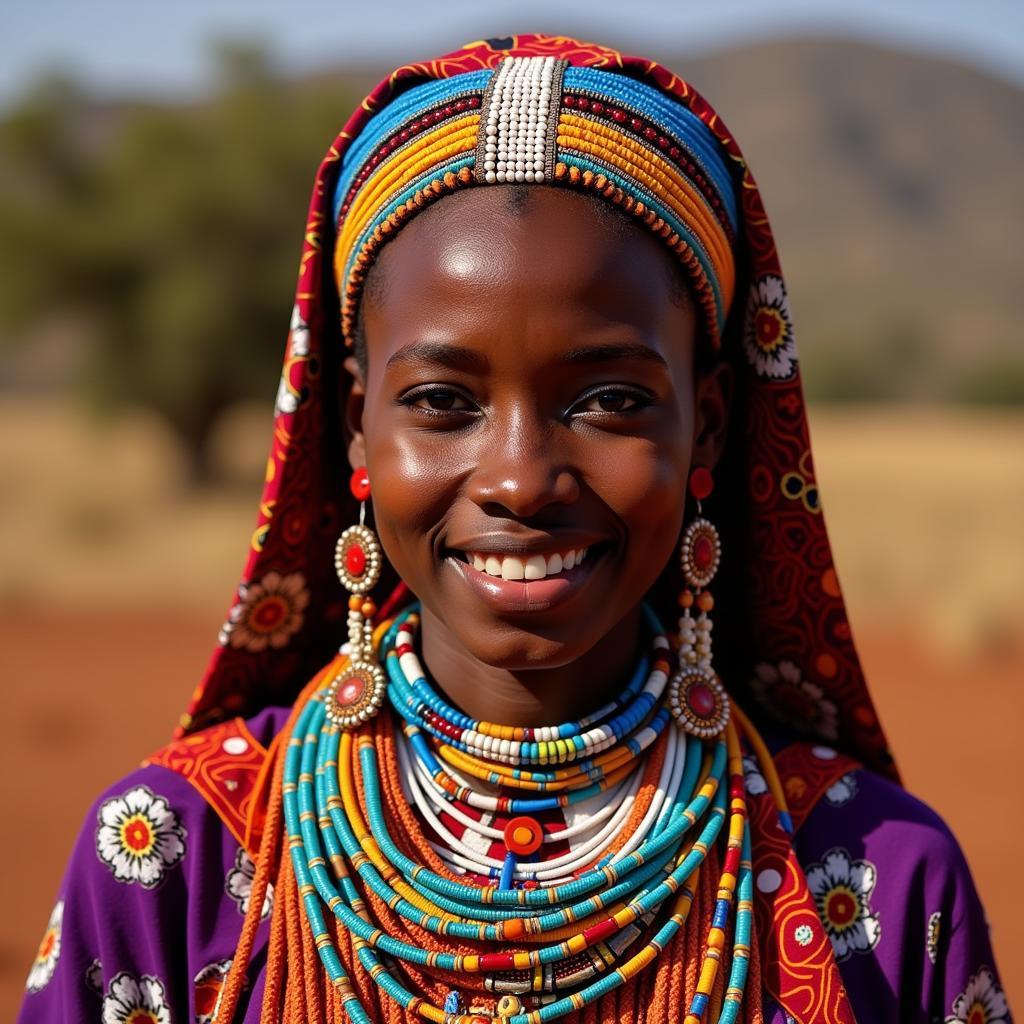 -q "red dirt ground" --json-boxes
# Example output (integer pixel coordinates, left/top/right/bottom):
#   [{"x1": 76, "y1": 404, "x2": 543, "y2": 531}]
[{"x1": 2, "y1": 613, "x2": 1020, "y2": 1020}]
